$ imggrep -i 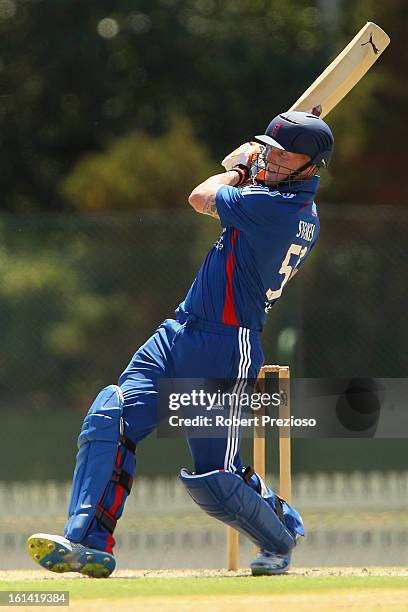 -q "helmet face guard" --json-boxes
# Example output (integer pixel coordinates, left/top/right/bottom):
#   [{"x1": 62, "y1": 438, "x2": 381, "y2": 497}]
[{"x1": 249, "y1": 144, "x2": 319, "y2": 188}]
